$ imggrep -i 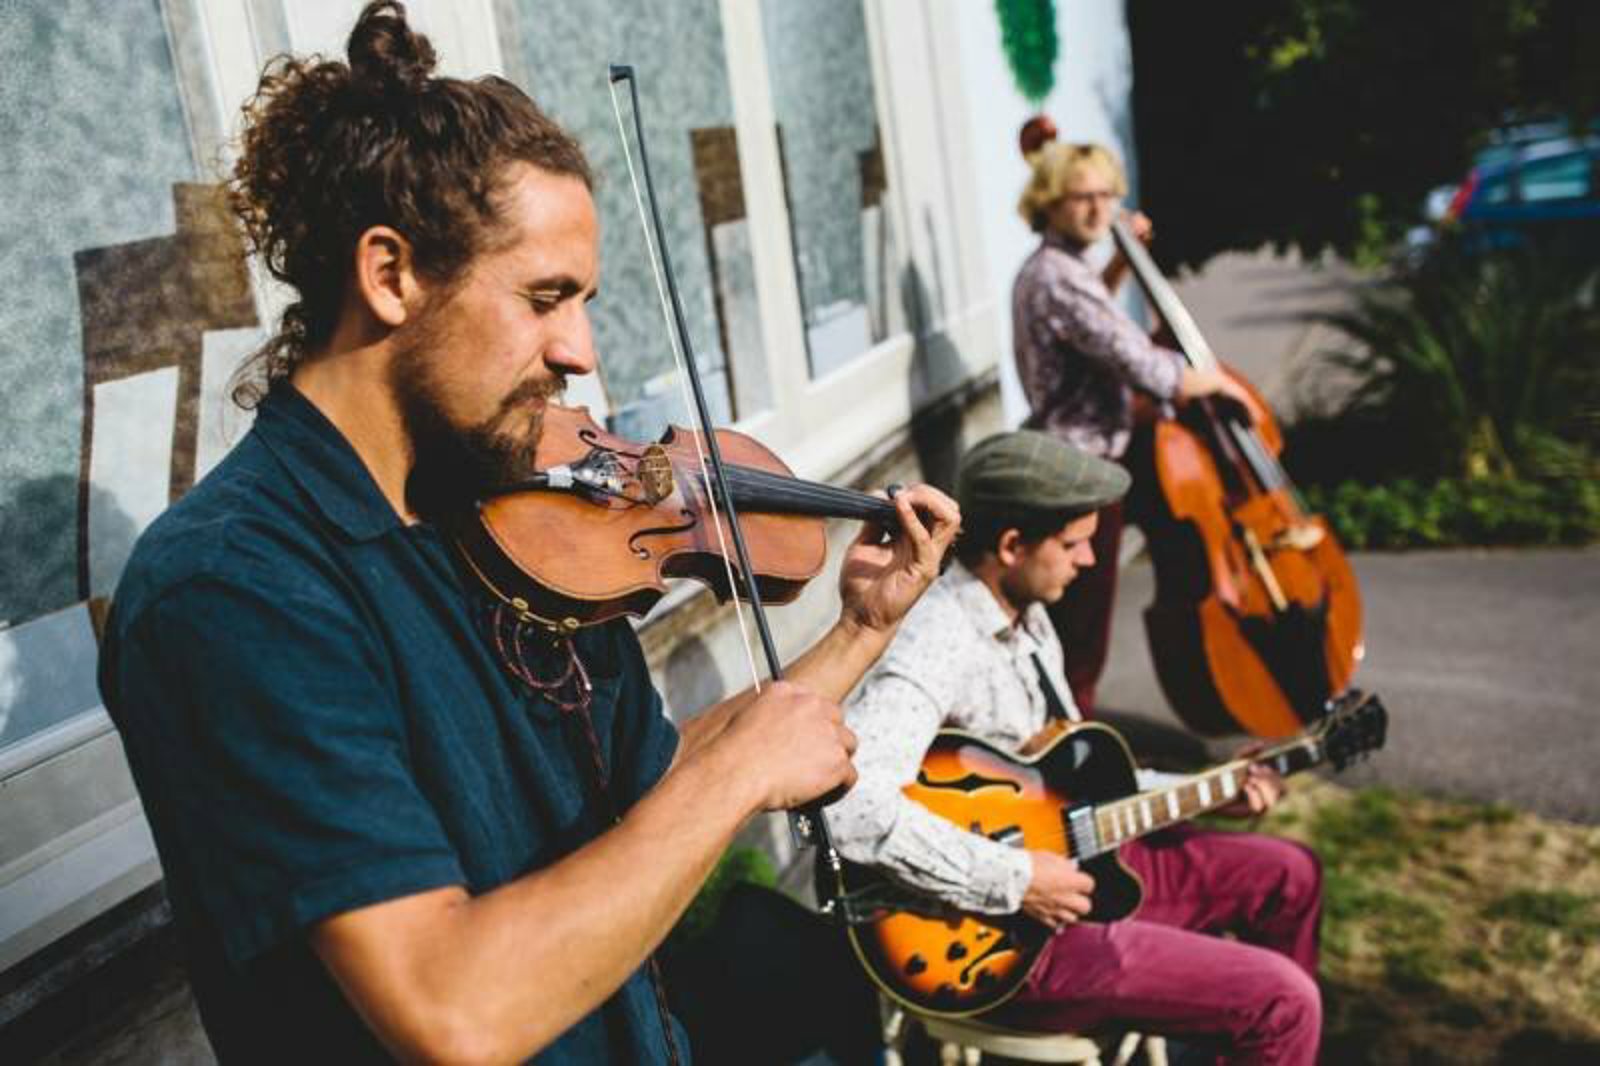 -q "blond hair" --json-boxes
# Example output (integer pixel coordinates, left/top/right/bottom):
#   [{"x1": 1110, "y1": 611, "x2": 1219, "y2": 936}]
[{"x1": 1017, "y1": 141, "x2": 1127, "y2": 233}]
